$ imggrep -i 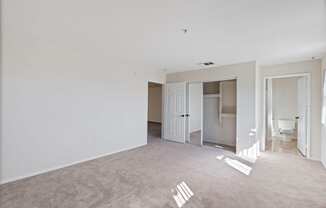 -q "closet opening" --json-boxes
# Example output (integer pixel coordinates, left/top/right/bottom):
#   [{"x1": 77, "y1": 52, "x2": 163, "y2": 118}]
[
  {"x1": 202, "y1": 80, "x2": 237, "y2": 153},
  {"x1": 147, "y1": 82, "x2": 163, "y2": 143}
]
